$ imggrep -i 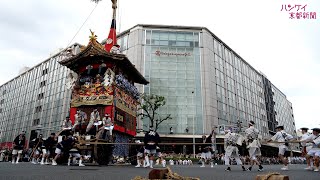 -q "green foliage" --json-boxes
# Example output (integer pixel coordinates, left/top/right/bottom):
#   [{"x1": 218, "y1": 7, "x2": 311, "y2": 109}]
[{"x1": 138, "y1": 94, "x2": 172, "y2": 131}]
